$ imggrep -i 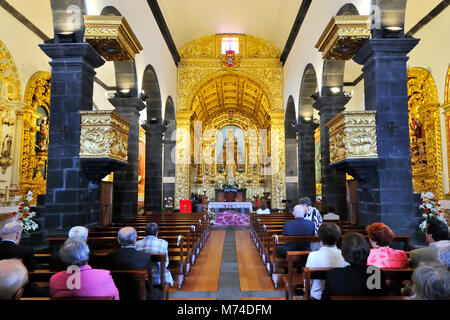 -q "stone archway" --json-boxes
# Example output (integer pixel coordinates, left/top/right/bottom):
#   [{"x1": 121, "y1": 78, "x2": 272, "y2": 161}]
[
  {"x1": 175, "y1": 34, "x2": 285, "y2": 209},
  {"x1": 142, "y1": 65, "x2": 163, "y2": 211},
  {"x1": 285, "y1": 96, "x2": 298, "y2": 203},
  {"x1": 163, "y1": 96, "x2": 176, "y2": 202},
  {"x1": 298, "y1": 64, "x2": 318, "y2": 204}
]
